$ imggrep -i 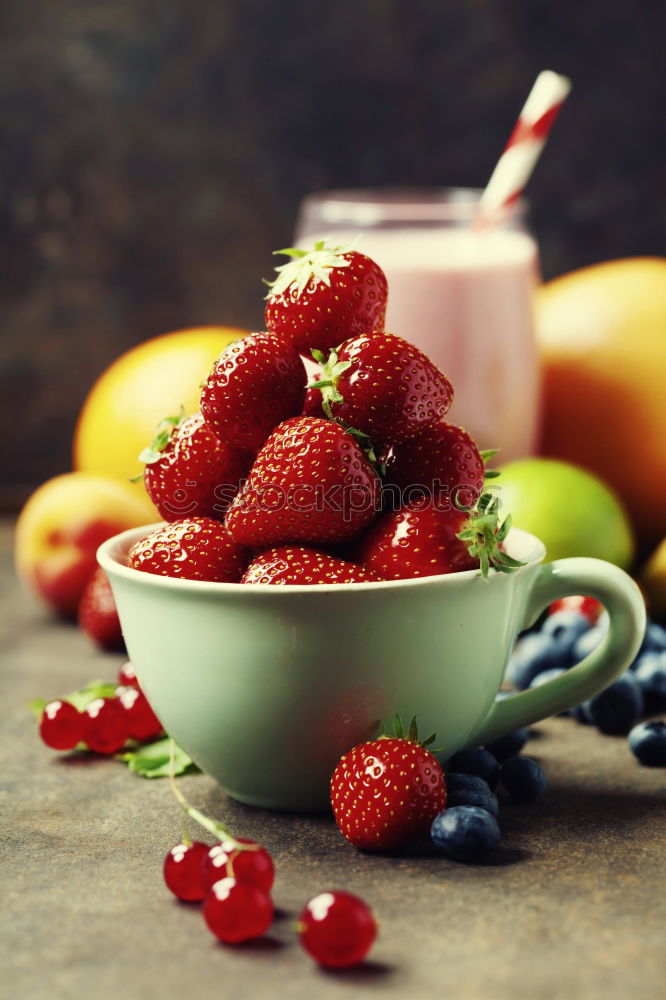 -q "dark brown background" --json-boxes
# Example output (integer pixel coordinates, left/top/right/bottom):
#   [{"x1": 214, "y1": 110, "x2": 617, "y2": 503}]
[{"x1": 1, "y1": 0, "x2": 664, "y2": 500}]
